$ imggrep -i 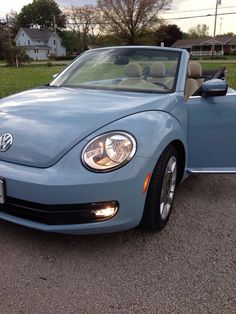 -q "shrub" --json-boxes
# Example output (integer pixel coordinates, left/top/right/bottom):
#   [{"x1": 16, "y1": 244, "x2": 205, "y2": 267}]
[
  {"x1": 5, "y1": 47, "x2": 31, "y2": 66},
  {"x1": 55, "y1": 55, "x2": 75, "y2": 61},
  {"x1": 229, "y1": 49, "x2": 236, "y2": 56}
]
